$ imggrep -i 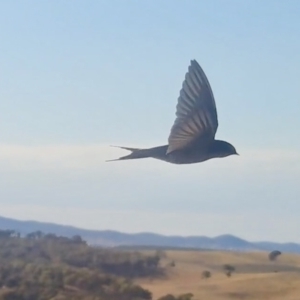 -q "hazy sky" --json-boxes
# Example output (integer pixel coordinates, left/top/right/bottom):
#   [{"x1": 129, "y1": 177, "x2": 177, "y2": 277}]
[{"x1": 0, "y1": 1, "x2": 300, "y2": 242}]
